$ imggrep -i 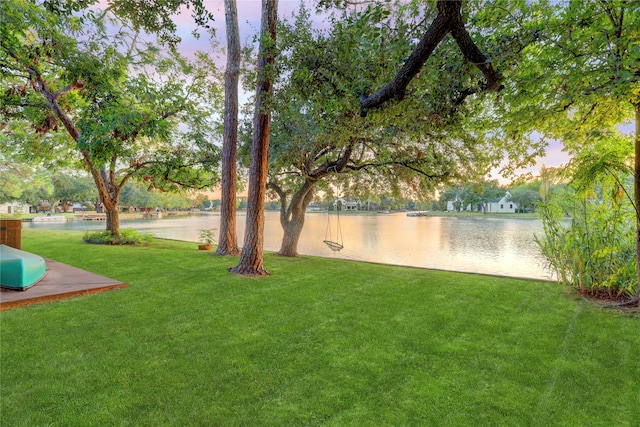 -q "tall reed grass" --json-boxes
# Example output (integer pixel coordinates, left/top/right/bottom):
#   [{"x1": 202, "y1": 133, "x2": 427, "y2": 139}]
[{"x1": 537, "y1": 180, "x2": 636, "y2": 299}]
